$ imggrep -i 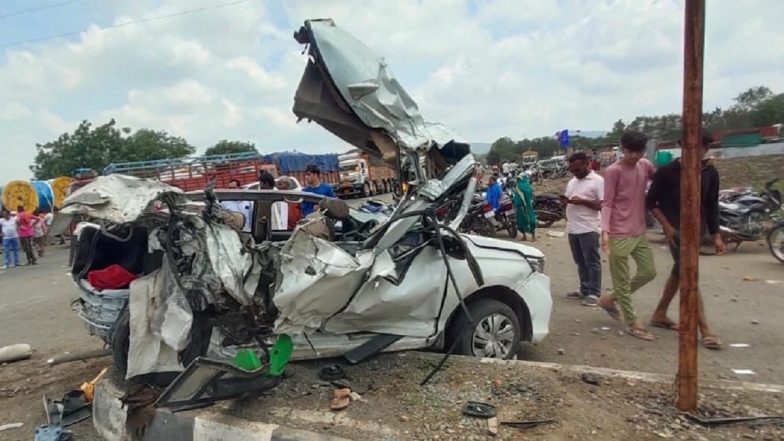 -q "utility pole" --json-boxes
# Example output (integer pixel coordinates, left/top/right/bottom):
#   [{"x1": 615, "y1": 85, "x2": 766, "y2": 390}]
[{"x1": 678, "y1": 0, "x2": 705, "y2": 412}]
